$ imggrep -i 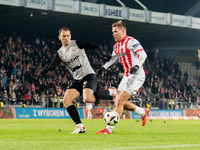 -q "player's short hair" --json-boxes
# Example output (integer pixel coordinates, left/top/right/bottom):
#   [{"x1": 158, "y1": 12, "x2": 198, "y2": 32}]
[
  {"x1": 112, "y1": 20, "x2": 126, "y2": 30},
  {"x1": 59, "y1": 27, "x2": 71, "y2": 35}
]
